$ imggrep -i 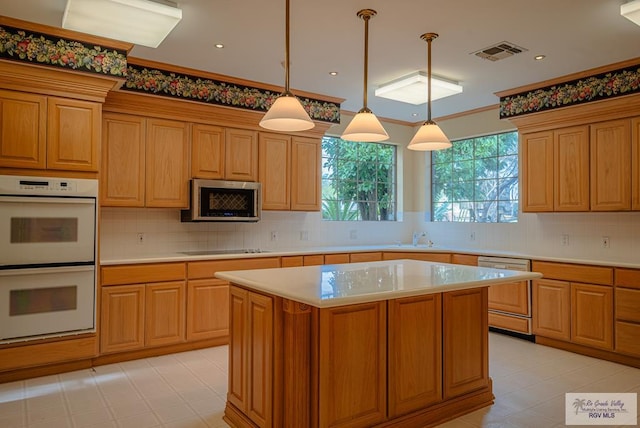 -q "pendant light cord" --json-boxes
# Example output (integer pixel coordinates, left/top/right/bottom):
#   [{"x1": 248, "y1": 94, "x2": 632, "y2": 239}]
[
  {"x1": 357, "y1": 9, "x2": 376, "y2": 113},
  {"x1": 284, "y1": 0, "x2": 291, "y2": 94},
  {"x1": 421, "y1": 33, "x2": 438, "y2": 124}
]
